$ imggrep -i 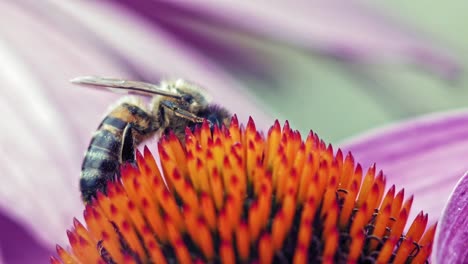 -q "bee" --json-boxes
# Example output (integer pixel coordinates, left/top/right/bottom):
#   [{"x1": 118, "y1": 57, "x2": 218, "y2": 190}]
[{"x1": 71, "y1": 76, "x2": 231, "y2": 203}]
